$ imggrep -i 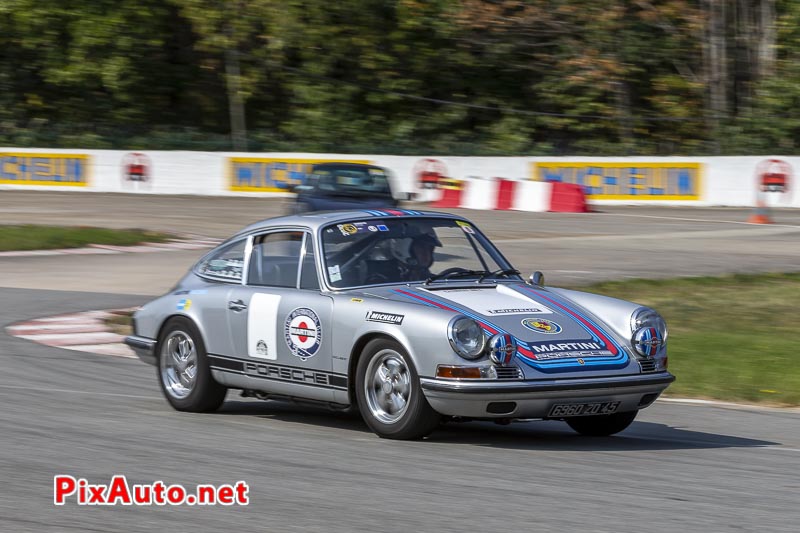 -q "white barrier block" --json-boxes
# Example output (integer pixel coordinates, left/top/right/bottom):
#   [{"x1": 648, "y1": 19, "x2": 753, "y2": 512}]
[
  {"x1": 512, "y1": 181, "x2": 551, "y2": 212},
  {"x1": 460, "y1": 178, "x2": 498, "y2": 210}
]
